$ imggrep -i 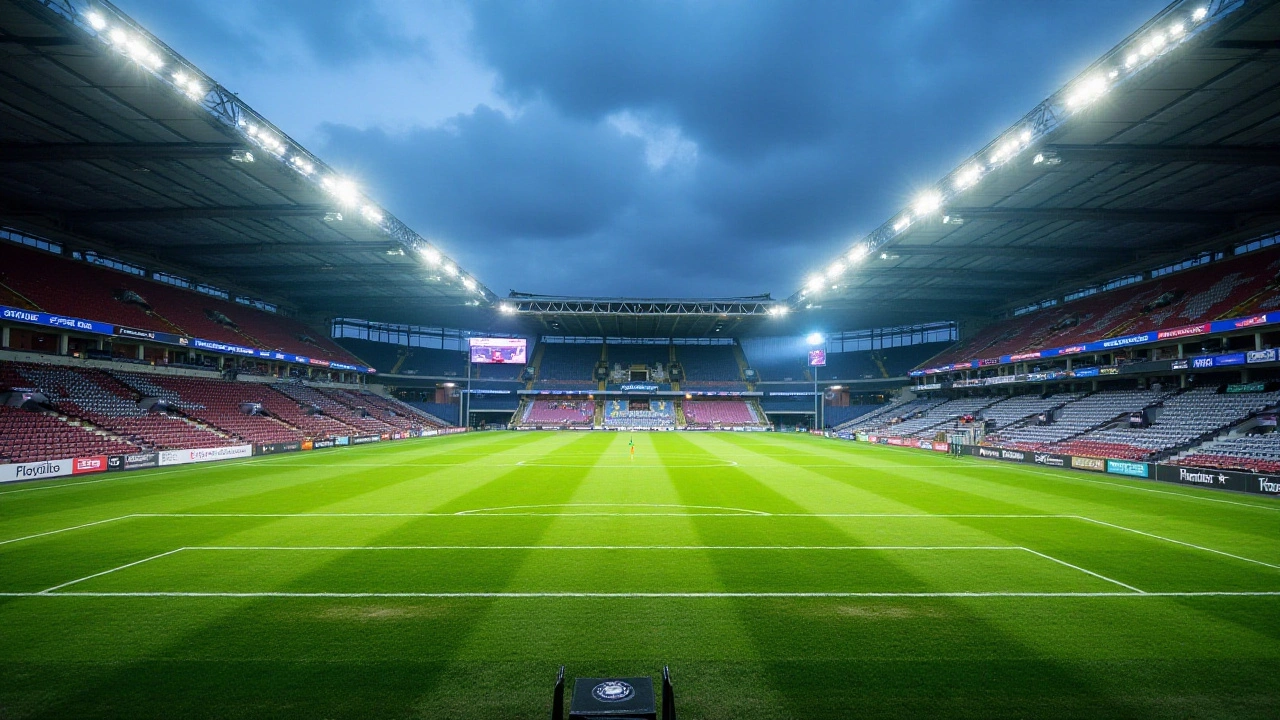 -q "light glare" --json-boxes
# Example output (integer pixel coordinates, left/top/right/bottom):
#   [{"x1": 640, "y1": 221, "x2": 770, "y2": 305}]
[{"x1": 913, "y1": 190, "x2": 942, "y2": 217}]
